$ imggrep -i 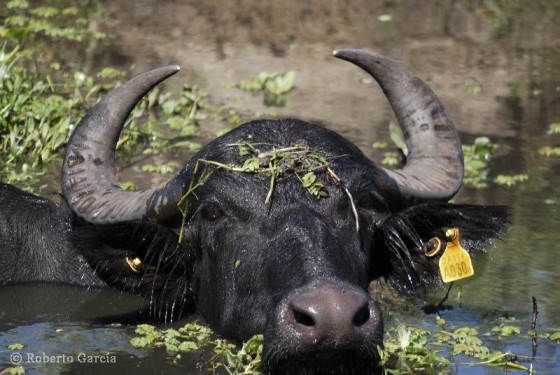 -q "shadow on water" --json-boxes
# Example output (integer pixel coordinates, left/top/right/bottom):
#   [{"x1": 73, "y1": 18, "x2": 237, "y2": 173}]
[{"x1": 1, "y1": 0, "x2": 560, "y2": 374}]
